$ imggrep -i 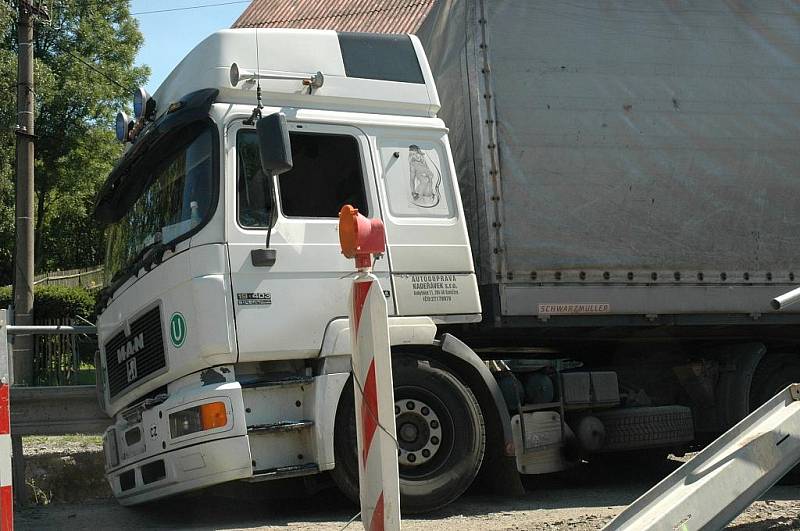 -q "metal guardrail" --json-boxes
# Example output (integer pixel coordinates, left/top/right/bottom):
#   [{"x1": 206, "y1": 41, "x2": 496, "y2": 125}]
[
  {"x1": 9, "y1": 325, "x2": 98, "y2": 335},
  {"x1": 1, "y1": 309, "x2": 109, "y2": 505},
  {"x1": 605, "y1": 384, "x2": 800, "y2": 530},
  {"x1": 10, "y1": 386, "x2": 108, "y2": 436}
]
